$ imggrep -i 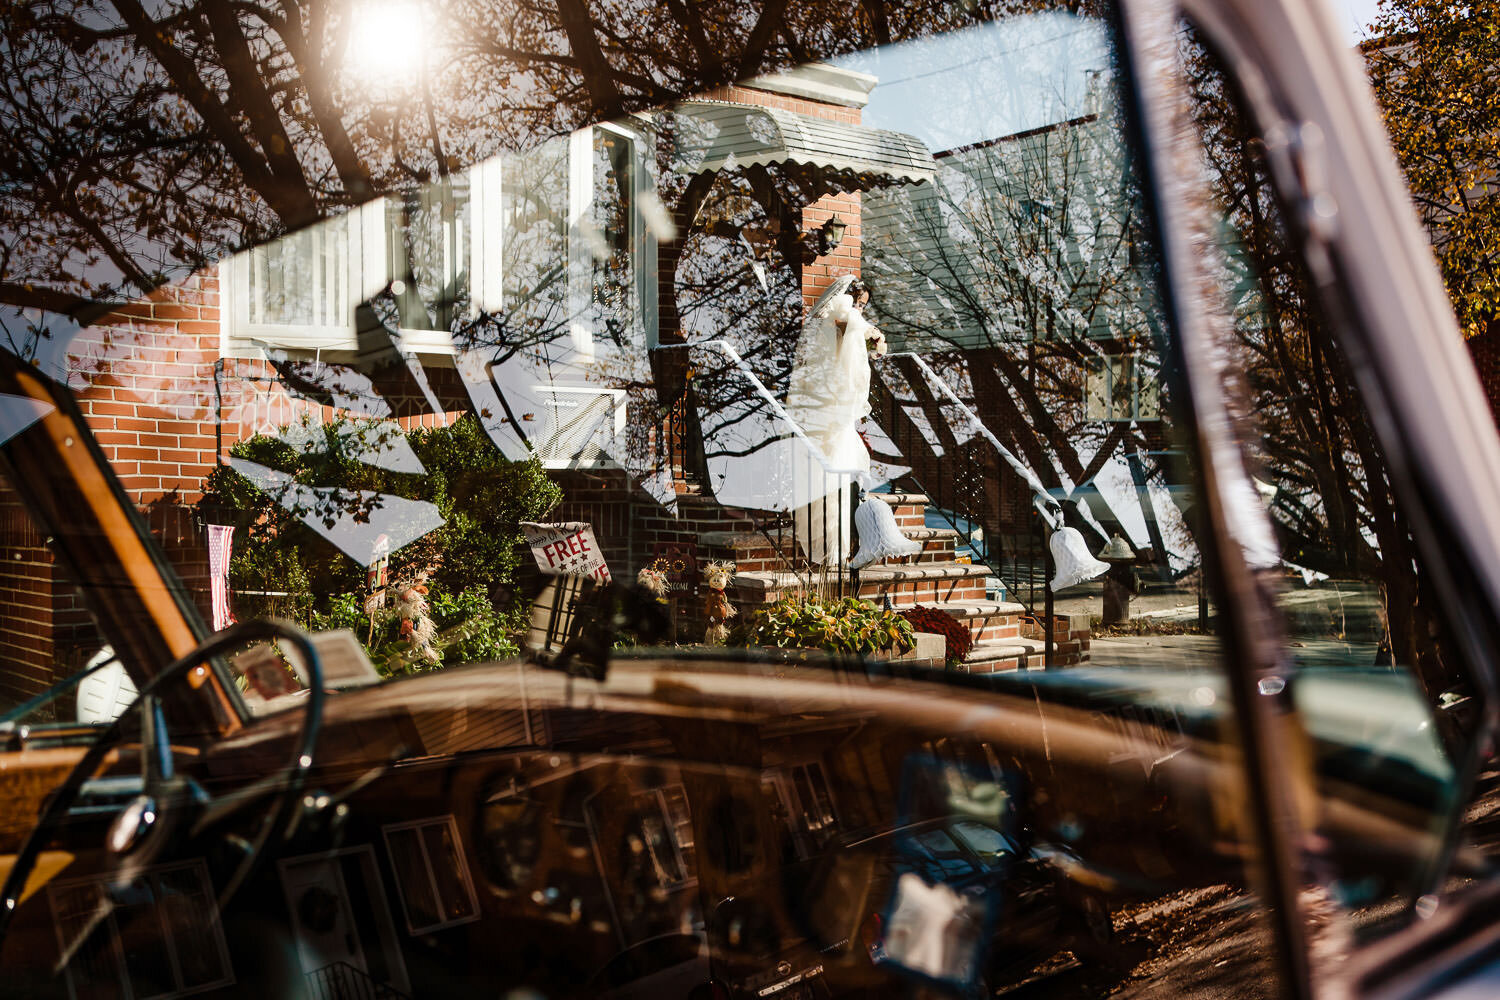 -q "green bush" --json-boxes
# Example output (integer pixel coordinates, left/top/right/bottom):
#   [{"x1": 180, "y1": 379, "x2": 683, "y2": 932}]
[
  {"x1": 199, "y1": 414, "x2": 559, "y2": 671},
  {"x1": 731, "y1": 596, "x2": 914, "y2": 657},
  {"x1": 309, "y1": 583, "x2": 518, "y2": 675}
]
